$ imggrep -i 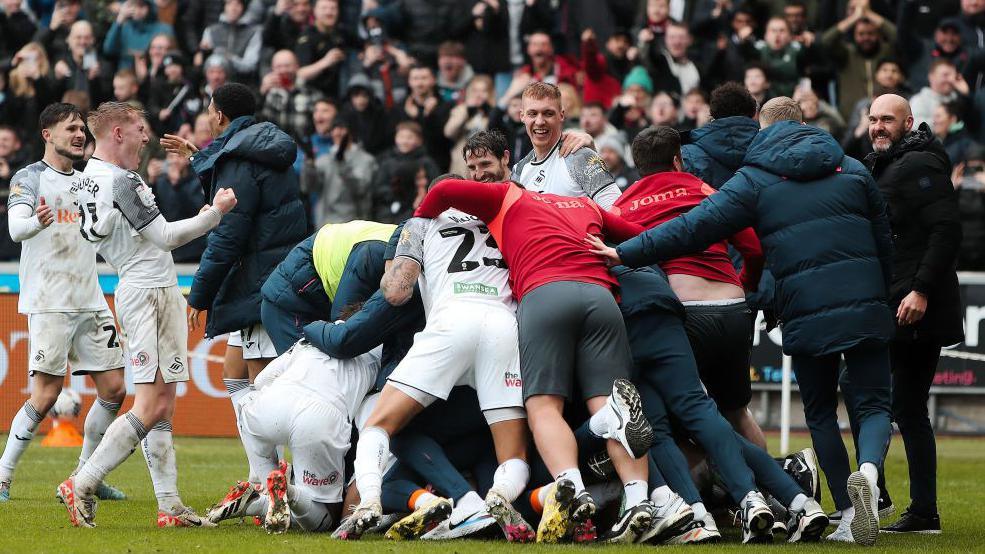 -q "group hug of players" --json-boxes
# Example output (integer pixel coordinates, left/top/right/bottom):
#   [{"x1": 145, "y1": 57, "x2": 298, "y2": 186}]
[{"x1": 1, "y1": 78, "x2": 893, "y2": 546}]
